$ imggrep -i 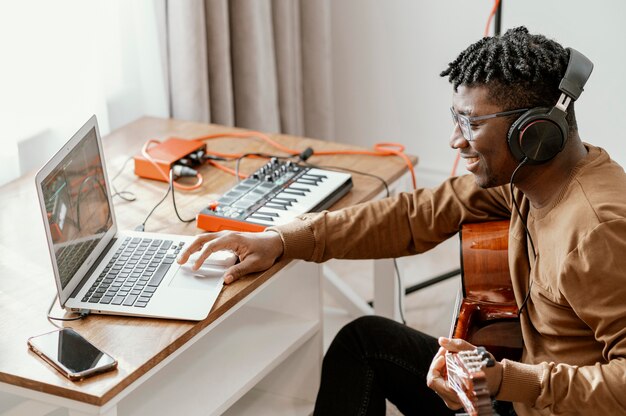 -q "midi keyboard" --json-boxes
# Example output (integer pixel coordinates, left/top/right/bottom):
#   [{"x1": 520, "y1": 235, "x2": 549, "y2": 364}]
[{"x1": 197, "y1": 158, "x2": 353, "y2": 232}]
